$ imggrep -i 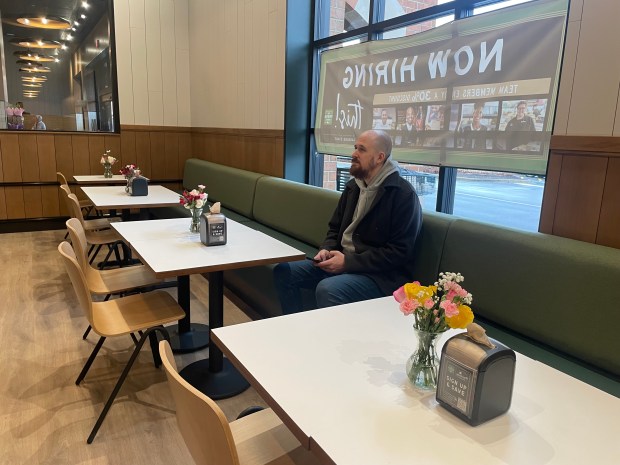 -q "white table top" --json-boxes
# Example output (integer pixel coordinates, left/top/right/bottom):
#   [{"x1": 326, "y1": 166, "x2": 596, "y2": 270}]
[
  {"x1": 73, "y1": 174, "x2": 127, "y2": 183},
  {"x1": 212, "y1": 297, "x2": 620, "y2": 465},
  {"x1": 81, "y1": 185, "x2": 180, "y2": 209},
  {"x1": 112, "y1": 218, "x2": 305, "y2": 278}
]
